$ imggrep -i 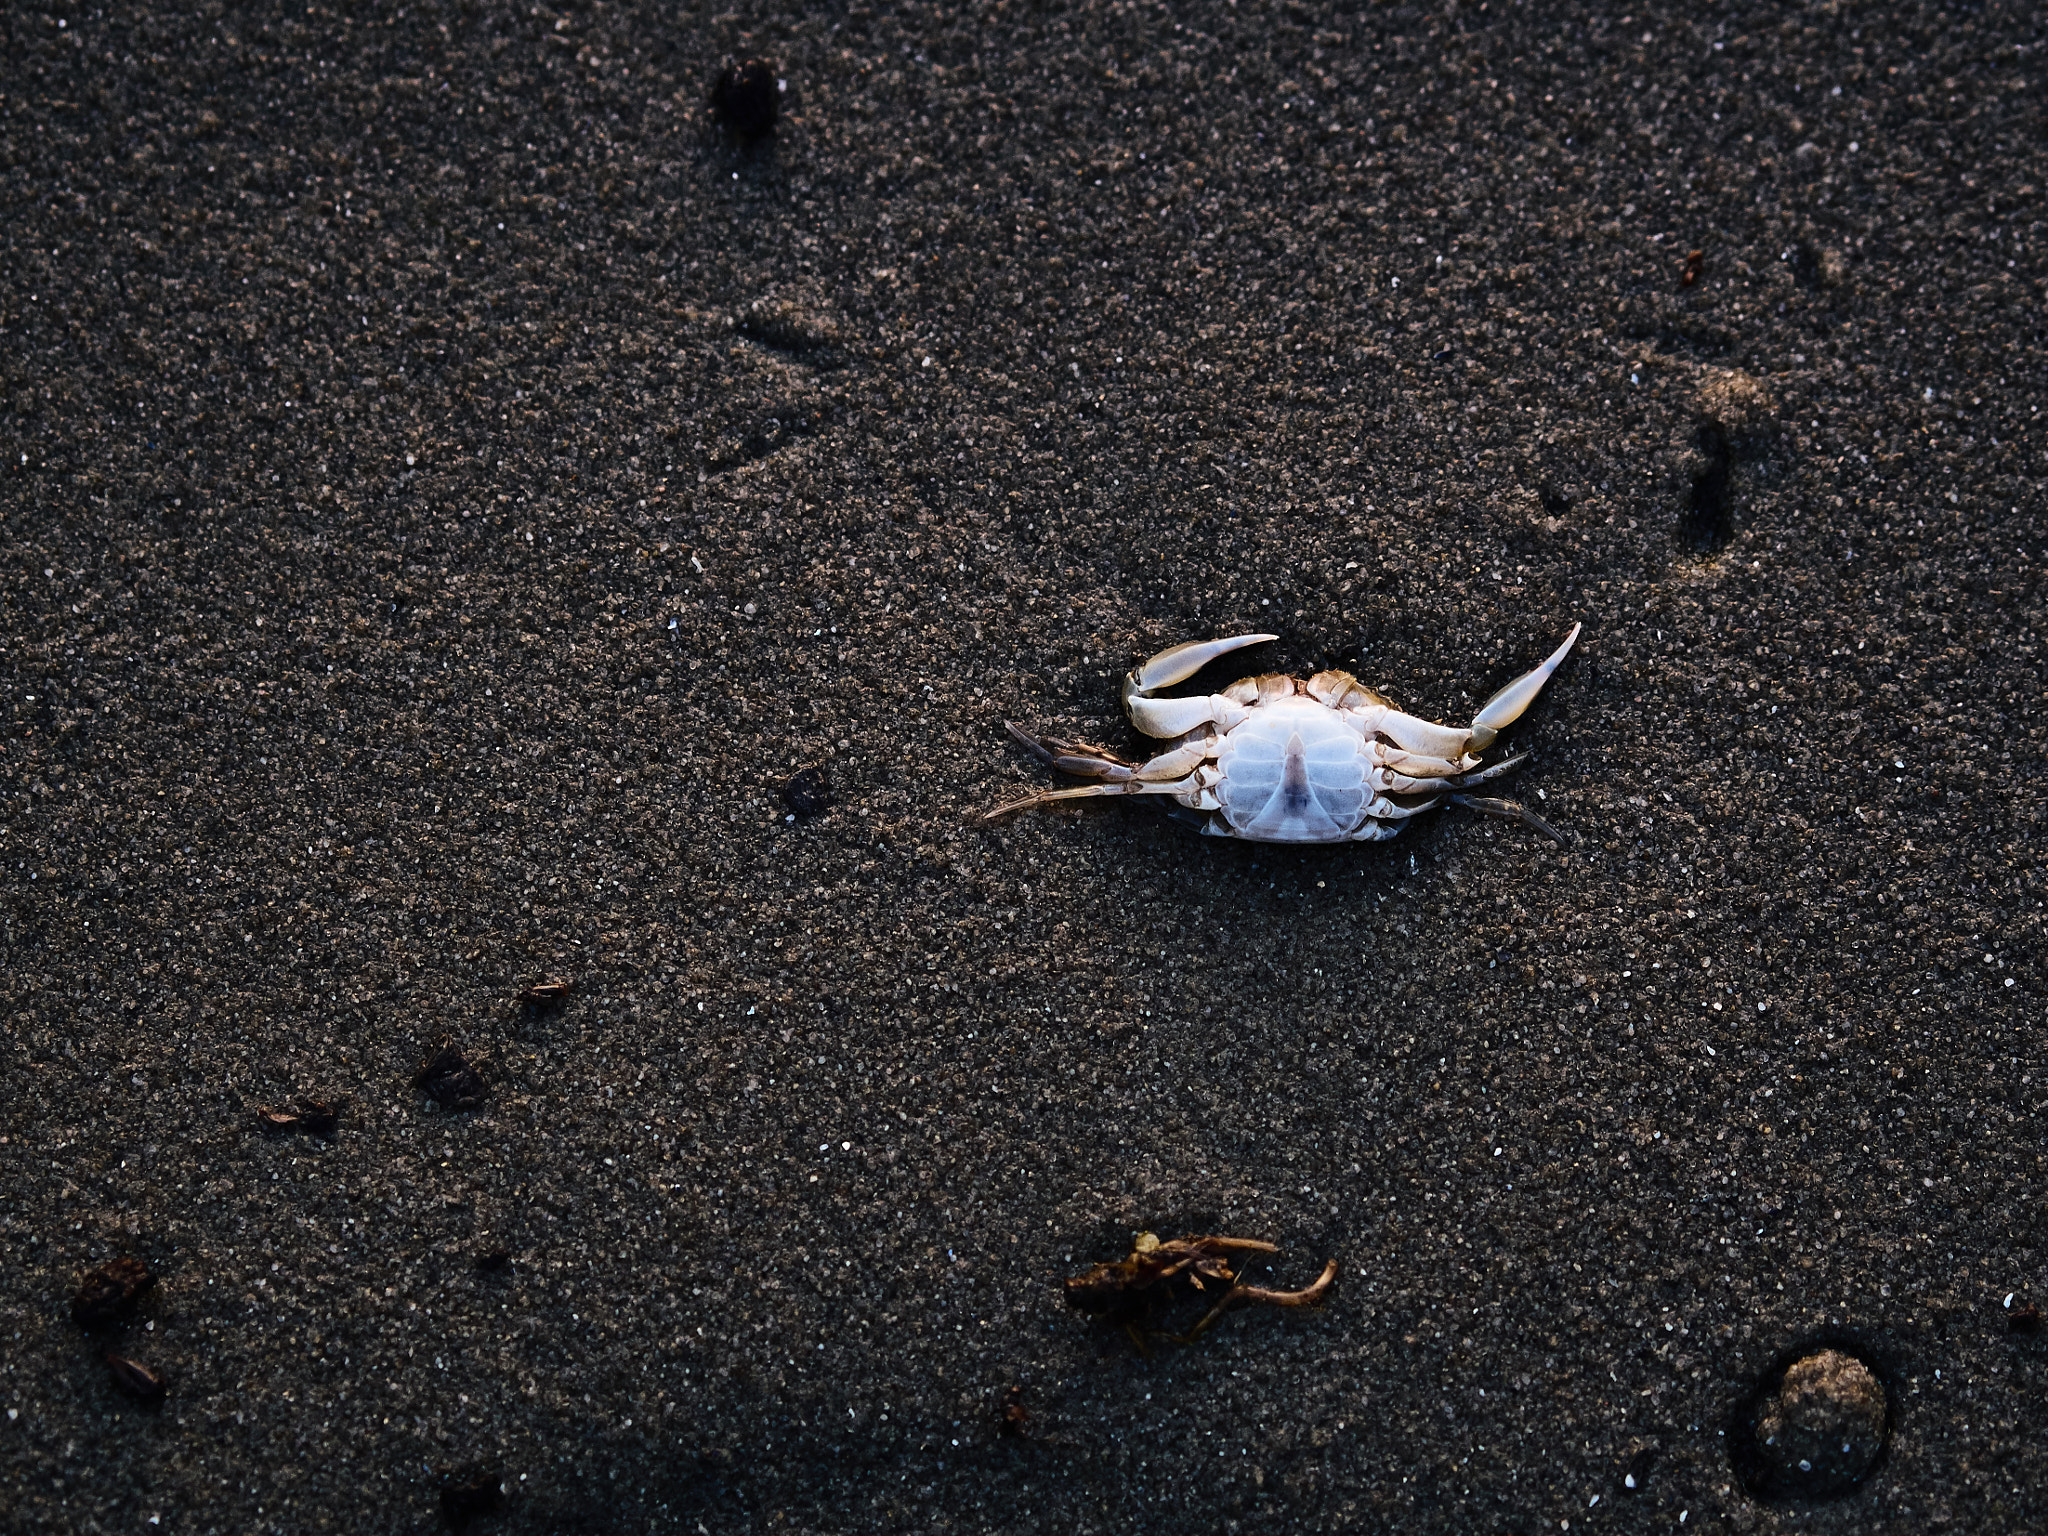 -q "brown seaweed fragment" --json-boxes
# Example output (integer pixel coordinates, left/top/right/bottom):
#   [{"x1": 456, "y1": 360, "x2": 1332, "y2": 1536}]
[
  {"x1": 1063, "y1": 1232, "x2": 1336, "y2": 1350},
  {"x1": 516, "y1": 977, "x2": 570, "y2": 1013}
]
